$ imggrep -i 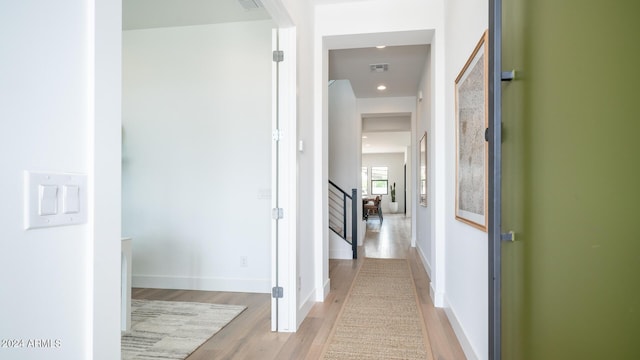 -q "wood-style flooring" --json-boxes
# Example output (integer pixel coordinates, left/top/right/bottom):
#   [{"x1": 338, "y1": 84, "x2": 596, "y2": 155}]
[{"x1": 132, "y1": 214, "x2": 466, "y2": 359}]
